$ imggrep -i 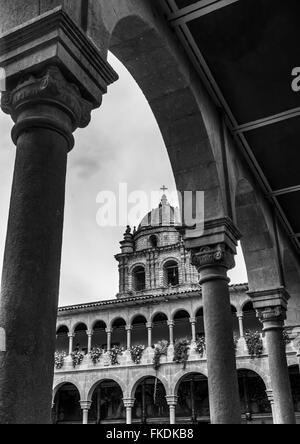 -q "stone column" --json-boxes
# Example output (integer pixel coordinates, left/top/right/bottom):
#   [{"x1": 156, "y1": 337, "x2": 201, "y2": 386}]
[
  {"x1": 80, "y1": 401, "x2": 92, "y2": 425},
  {"x1": 166, "y1": 396, "x2": 178, "y2": 425},
  {"x1": 123, "y1": 398, "x2": 135, "y2": 425},
  {"x1": 146, "y1": 322, "x2": 153, "y2": 348},
  {"x1": 183, "y1": 218, "x2": 241, "y2": 424},
  {"x1": 237, "y1": 313, "x2": 244, "y2": 338},
  {"x1": 250, "y1": 288, "x2": 296, "y2": 424},
  {"x1": 168, "y1": 321, "x2": 175, "y2": 346},
  {"x1": 266, "y1": 390, "x2": 276, "y2": 424},
  {"x1": 106, "y1": 328, "x2": 112, "y2": 352},
  {"x1": 126, "y1": 325, "x2": 132, "y2": 350},
  {"x1": 190, "y1": 317, "x2": 197, "y2": 343},
  {"x1": 0, "y1": 8, "x2": 117, "y2": 424},
  {"x1": 87, "y1": 331, "x2": 93, "y2": 354},
  {"x1": 68, "y1": 333, "x2": 75, "y2": 356}
]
